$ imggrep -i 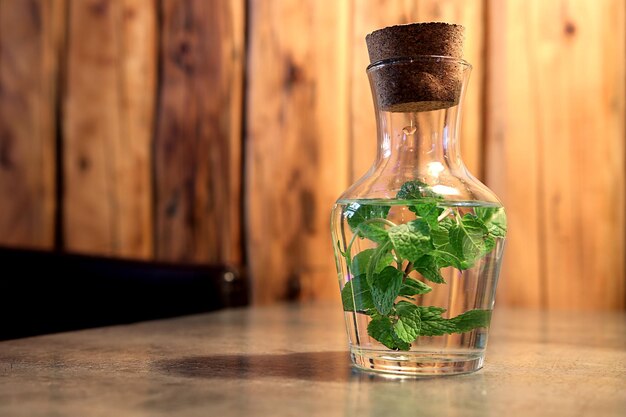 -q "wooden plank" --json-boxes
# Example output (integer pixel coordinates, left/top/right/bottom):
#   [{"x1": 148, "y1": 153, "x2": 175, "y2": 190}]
[
  {"x1": 246, "y1": 0, "x2": 350, "y2": 303},
  {"x1": 484, "y1": 0, "x2": 542, "y2": 308},
  {"x1": 0, "y1": 0, "x2": 65, "y2": 249},
  {"x1": 485, "y1": 0, "x2": 625, "y2": 310},
  {"x1": 154, "y1": 0, "x2": 244, "y2": 265},
  {"x1": 418, "y1": 0, "x2": 485, "y2": 178},
  {"x1": 63, "y1": 0, "x2": 156, "y2": 258},
  {"x1": 350, "y1": 0, "x2": 485, "y2": 182}
]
